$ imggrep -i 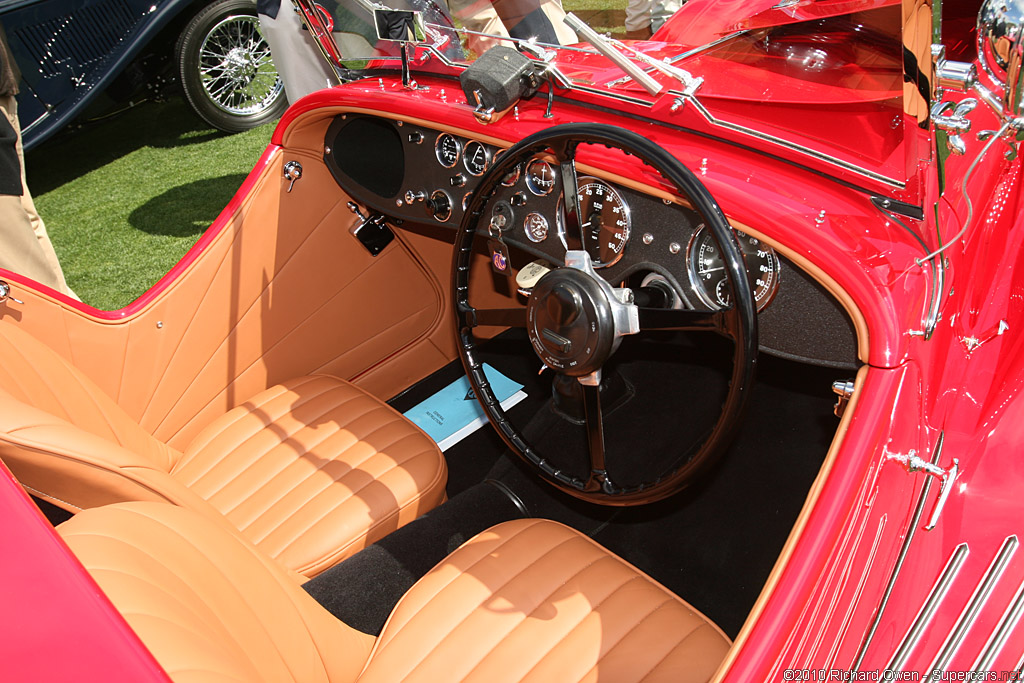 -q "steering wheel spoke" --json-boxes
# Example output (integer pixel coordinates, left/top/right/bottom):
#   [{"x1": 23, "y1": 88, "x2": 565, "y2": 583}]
[
  {"x1": 637, "y1": 306, "x2": 732, "y2": 336},
  {"x1": 468, "y1": 305, "x2": 528, "y2": 328},
  {"x1": 578, "y1": 376, "x2": 612, "y2": 493}
]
